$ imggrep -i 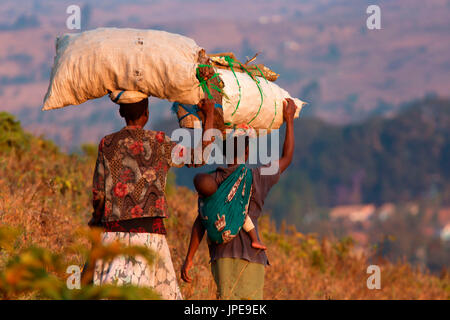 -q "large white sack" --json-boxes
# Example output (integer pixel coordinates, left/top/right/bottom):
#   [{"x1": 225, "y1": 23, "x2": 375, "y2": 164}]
[
  {"x1": 218, "y1": 69, "x2": 305, "y2": 130},
  {"x1": 43, "y1": 28, "x2": 204, "y2": 110}
]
